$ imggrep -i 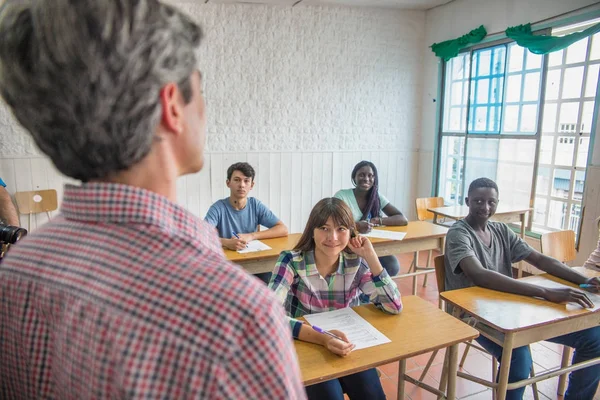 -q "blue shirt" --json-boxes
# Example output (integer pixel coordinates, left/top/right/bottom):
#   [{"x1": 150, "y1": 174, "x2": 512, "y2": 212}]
[{"x1": 204, "y1": 197, "x2": 280, "y2": 239}]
